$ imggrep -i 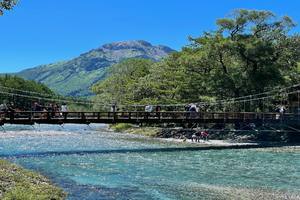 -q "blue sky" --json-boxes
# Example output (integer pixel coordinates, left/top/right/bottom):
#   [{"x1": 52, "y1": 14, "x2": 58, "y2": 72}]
[{"x1": 1, "y1": 0, "x2": 300, "y2": 73}]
